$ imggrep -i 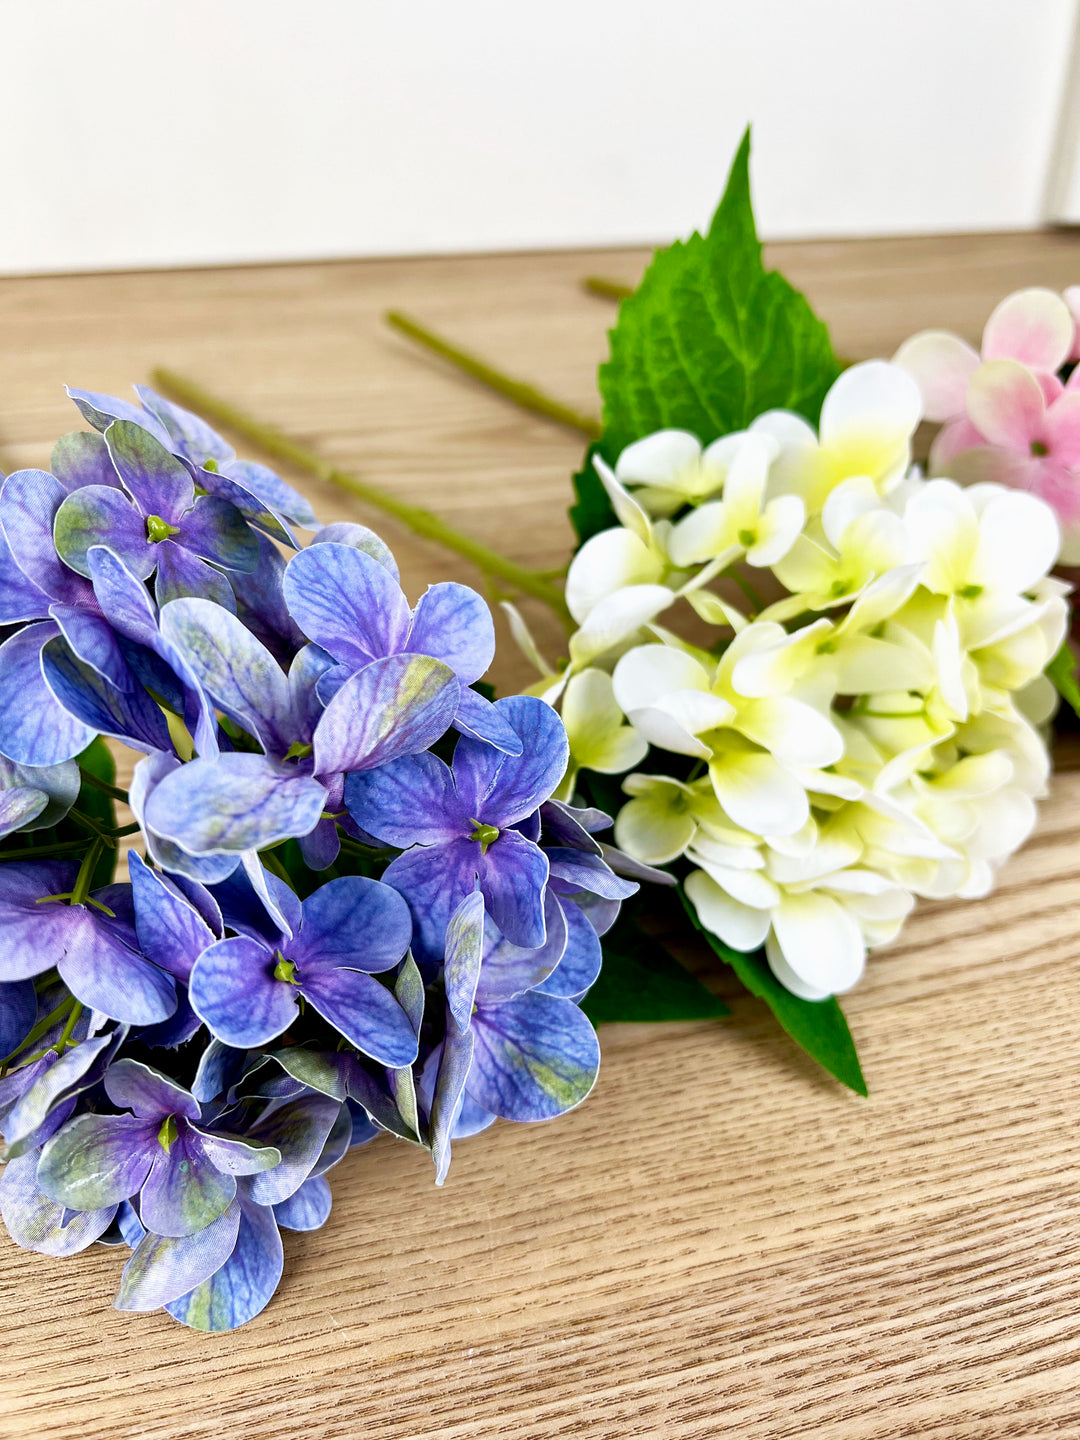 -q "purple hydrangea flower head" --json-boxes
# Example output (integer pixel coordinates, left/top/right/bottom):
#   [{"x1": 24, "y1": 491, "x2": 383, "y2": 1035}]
[
  {"x1": 283, "y1": 540, "x2": 522, "y2": 754},
  {"x1": 344, "y1": 695, "x2": 570, "y2": 965},
  {"x1": 35, "y1": 1058, "x2": 282, "y2": 1238},
  {"x1": 189, "y1": 874, "x2": 417, "y2": 1065}
]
